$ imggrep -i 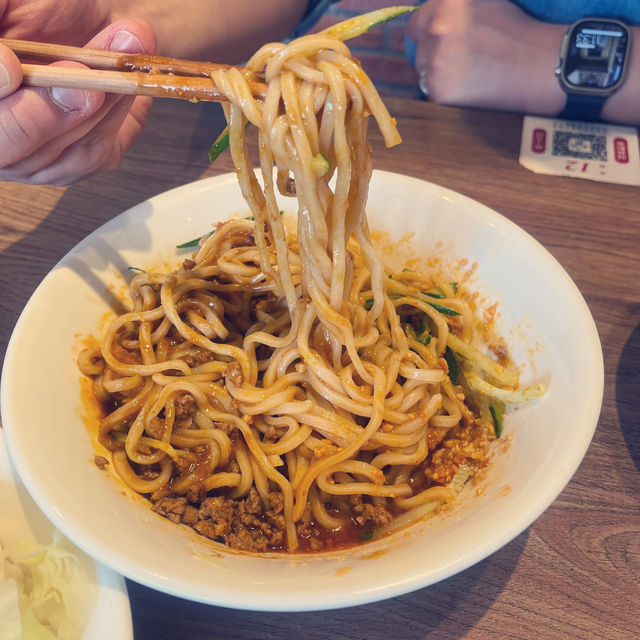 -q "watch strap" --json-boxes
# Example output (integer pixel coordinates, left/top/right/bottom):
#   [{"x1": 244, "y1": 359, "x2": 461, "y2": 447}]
[{"x1": 560, "y1": 93, "x2": 607, "y2": 122}]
